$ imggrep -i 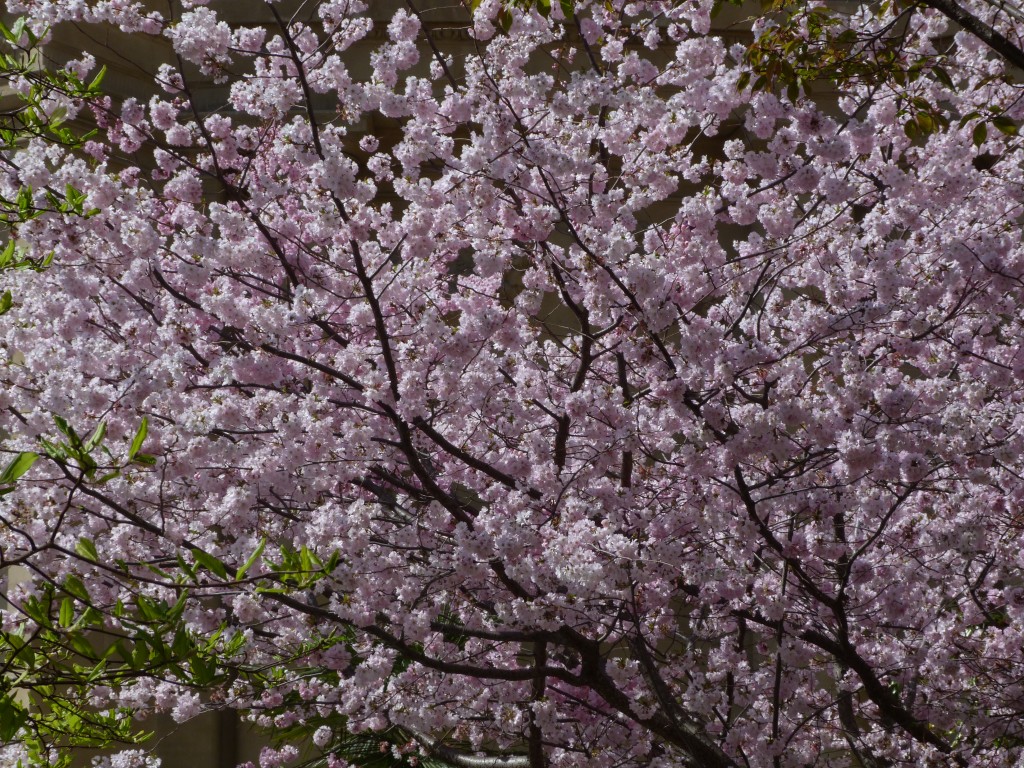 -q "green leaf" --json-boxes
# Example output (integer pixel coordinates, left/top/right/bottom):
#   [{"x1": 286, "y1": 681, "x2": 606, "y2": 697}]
[
  {"x1": 135, "y1": 595, "x2": 161, "y2": 623},
  {"x1": 836, "y1": 29, "x2": 858, "y2": 45},
  {"x1": 69, "y1": 633, "x2": 96, "y2": 659},
  {"x1": 203, "y1": 624, "x2": 225, "y2": 652},
  {"x1": 236, "y1": 537, "x2": 266, "y2": 580},
  {"x1": 87, "y1": 65, "x2": 107, "y2": 93},
  {"x1": 172, "y1": 627, "x2": 191, "y2": 658},
  {"x1": 53, "y1": 414, "x2": 83, "y2": 448},
  {"x1": 86, "y1": 658, "x2": 108, "y2": 683},
  {"x1": 40, "y1": 438, "x2": 65, "y2": 461},
  {"x1": 63, "y1": 574, "x2": 90, "y2": 602},
  {"x1": 300, "y1": 546, "x2": 315, "y2": 573},
  {"x1": 0, "y1": 290, "x2": 12, "y2": 315},
  {"x1": 0, "y1": 696, "x2": 28, "y2": 740},
  {"x1": 193, "y1": 548, "x2": 229, "y2": 580},
  {"x1": 973, "y1": 121, "x2": 988, "y2": 147},
  {"x1": 167, "y1": 591, "x2": 189, "y2": 623},
  {"x1": 131, "y1": 639, "x2": 149, "y2": 669},
  {"x1": 992, "y1": 115, "x2": 1018, "y2": 136},
  {"x1": 176, "y1": 552, "x2": 197, "y2": 581},
  {"x1": 75, "y1": 537, "x2": 99, "y2": 562},
  {"x1": 9, "y1": 17, "x2": 27, "y2": 45},
  {"x1": 189, "y1": 655, "x2": 217, "y2": 686},
  {"x1": 0, "y1": 240, "x2": 15, "y2": 268},
  {"x1": 59, "y1": 597, "x2": 75, "y2": 628},
  {"x1": 0, "y1": 452, "x2": 38, "y2": 485},
  {"x1": 958, "y1": 110, "x2": 981, "y2": 128},
  {"x1": 932, "y1": 65, "x2": 954, "y2": 90},
  {"x1": 787, "y1": 79, "x2": 799, "y2": 104},
  {"x1": 128, "y1": 417, "x2": 148, "y2": 460},
  {"x1": 83, "y1": 420, "x2": 106, "y2": 452},
  {"x1": 48, "y1": 105, "x2": 67, "y2": 128},
  {"x1": 53, "y1": 413, "x2": 70, "y2": 435}
]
